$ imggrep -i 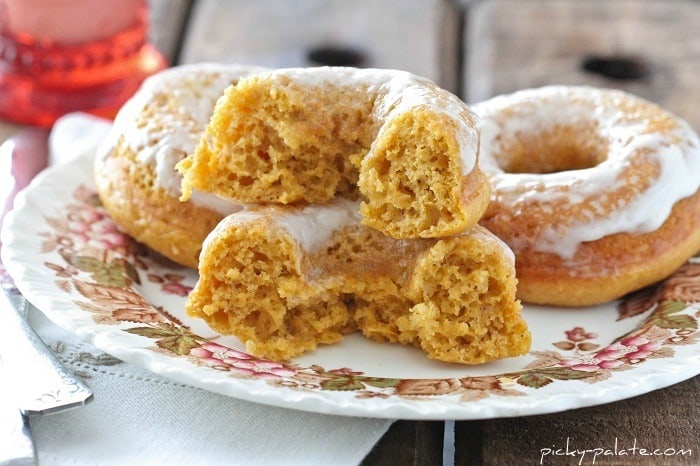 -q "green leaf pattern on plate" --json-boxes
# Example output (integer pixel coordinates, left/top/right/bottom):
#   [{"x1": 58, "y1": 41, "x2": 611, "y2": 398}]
[{"x1": 39, "y1": 185, "x2": 700, "y2": 401}]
